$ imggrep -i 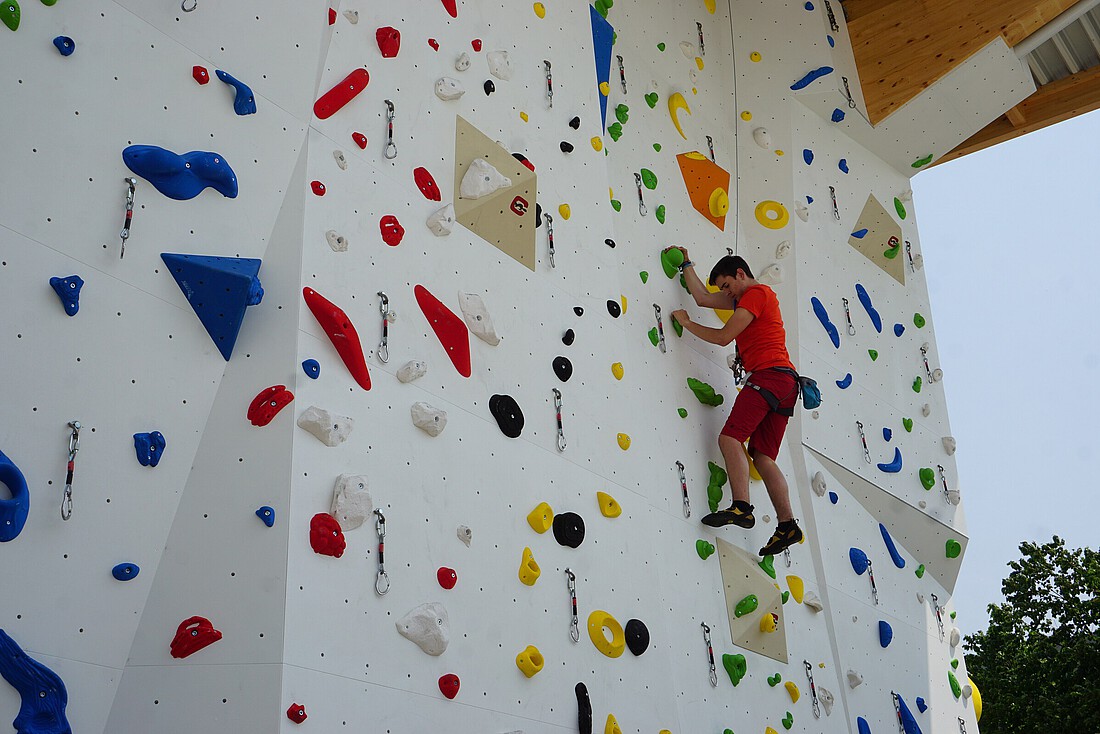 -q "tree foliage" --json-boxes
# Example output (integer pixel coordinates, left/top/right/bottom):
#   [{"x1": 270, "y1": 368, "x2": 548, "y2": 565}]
[{"x1": 963, "y1": 536, "x2": 1100, "y2": 733}]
